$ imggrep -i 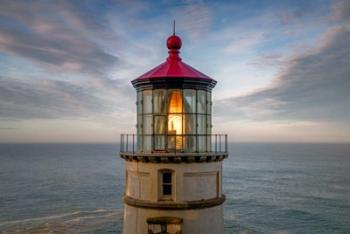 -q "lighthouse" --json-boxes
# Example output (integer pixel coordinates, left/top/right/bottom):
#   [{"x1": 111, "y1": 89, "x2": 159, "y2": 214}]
[{"x1": 120, "y1": 28, "x2": 228, "y2": 234}]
